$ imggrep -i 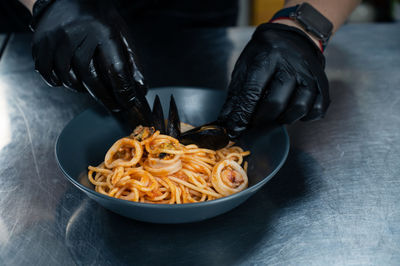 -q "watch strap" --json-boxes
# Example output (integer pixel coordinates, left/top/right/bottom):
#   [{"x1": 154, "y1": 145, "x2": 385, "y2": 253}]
[
  {"x1": 270, "y1": 5, "x2": 299, "y2": 22},
  {"x1": 269, "y1": 4, "x2": 329, "y2": 52}
]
